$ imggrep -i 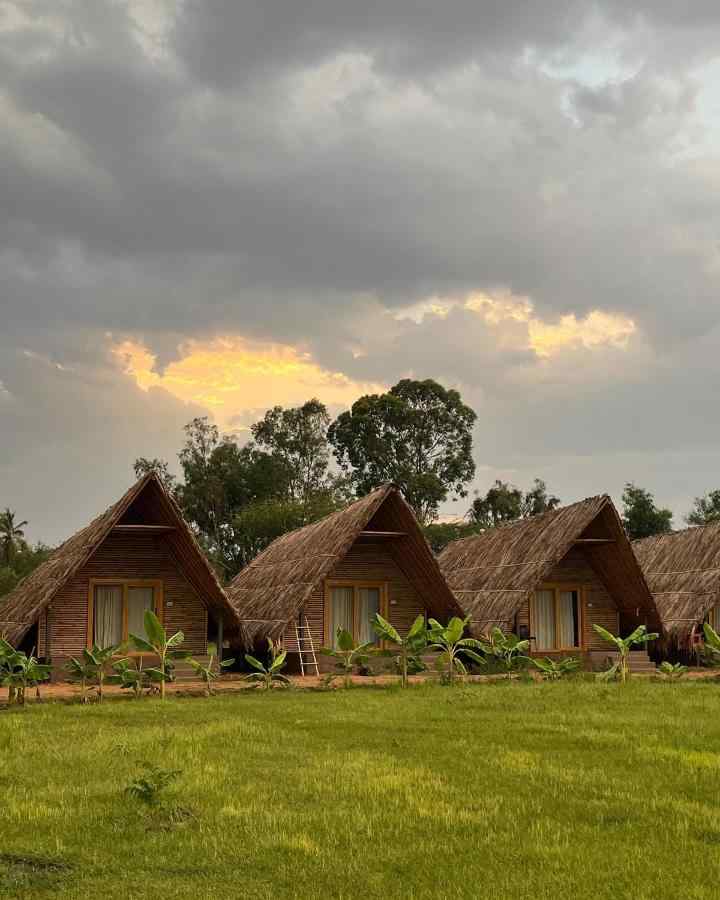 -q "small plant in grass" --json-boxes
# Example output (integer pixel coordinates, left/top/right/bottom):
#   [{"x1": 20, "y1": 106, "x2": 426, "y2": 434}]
[
  {"x1": 657, "y1": 661, "x2": 688, "y2": 680},
  {"x1": 427, "y1": 617, "x2": 485, "y2": 684},
  {"x1": 129, "y1": 610, "x2": 190, "y2": 700},
  {"x1": 478, "y1": 628, "x2": 531, "y2": 680},
  {"x1": 126, "y1": 763, "x2": 181, "y2": 807},
  {"x1": 320, "y1": 629, "x2": 376, "y2": 688},
  {"x1": 593, "y1": 624, "x2": 658, "y2": 683},
  {"x1": 245, "y1": 639, "x2": 290, "y2": 690},
  {"x1": 372, "y1": 613, "x2": 427, "y2": 688},
  {"x1": 188, "y1": 654, "x2": 235, "y2": 696},
  {"x1": 532, "y1": 656, "x2": 581, "y2": 681}
]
